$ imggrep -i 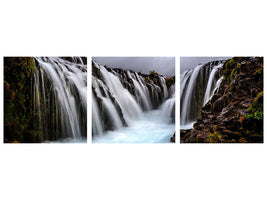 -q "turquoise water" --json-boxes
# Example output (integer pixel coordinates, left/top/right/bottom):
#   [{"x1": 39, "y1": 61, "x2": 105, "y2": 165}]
[{"x1": 92, "y1": 110, "x2": 175, "y2": 143}]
